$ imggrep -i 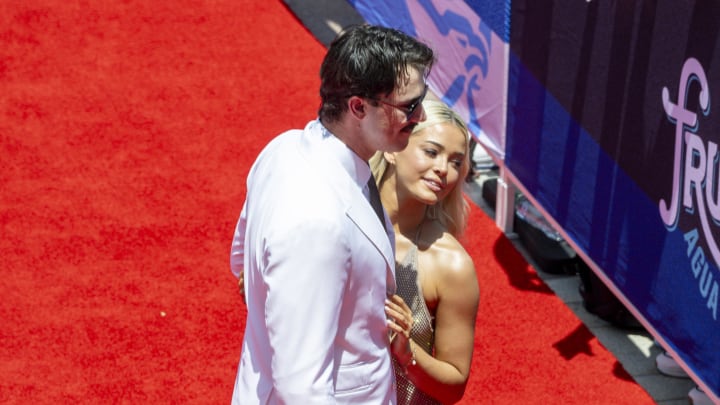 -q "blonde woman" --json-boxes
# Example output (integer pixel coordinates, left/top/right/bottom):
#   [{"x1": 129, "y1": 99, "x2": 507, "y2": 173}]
[{"x1": 374, "y1": 99, "x2": 479, "y2": 404}]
